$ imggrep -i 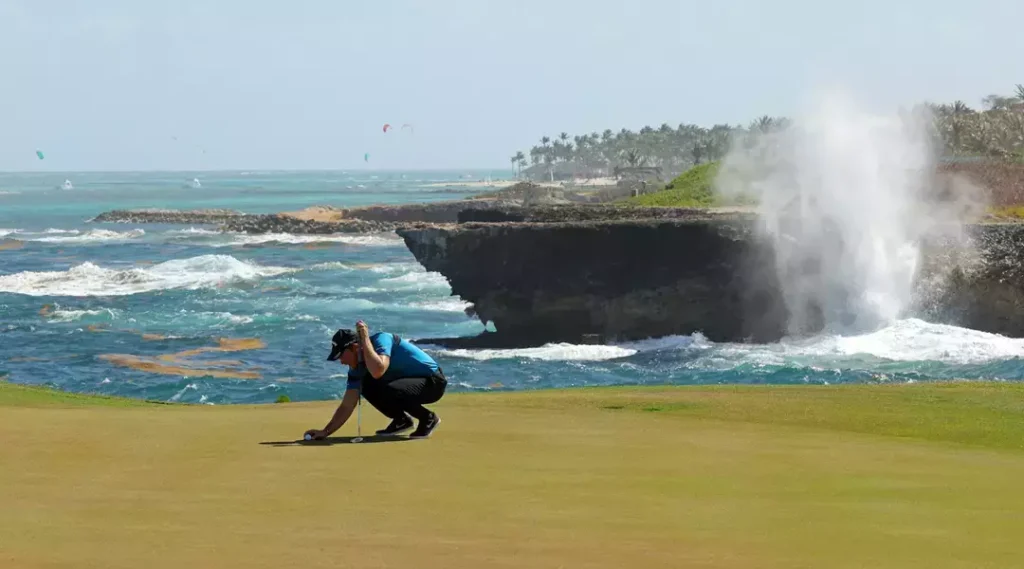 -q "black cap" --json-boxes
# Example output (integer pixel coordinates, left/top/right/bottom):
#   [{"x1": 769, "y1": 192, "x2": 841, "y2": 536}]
[{"x1": 327, "y1": 328, "x2": 358, "y2": 361}]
